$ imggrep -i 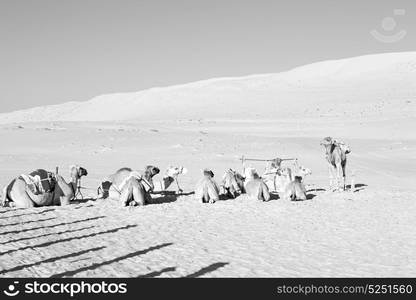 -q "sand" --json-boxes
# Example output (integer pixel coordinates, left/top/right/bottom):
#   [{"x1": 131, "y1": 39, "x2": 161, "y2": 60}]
[
  {"x1": 0, "y1": 52, "x2": 415, "y2": 277},
  {"x1": 0, "y1": 118, "x2": 415, "y2": 278}
]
